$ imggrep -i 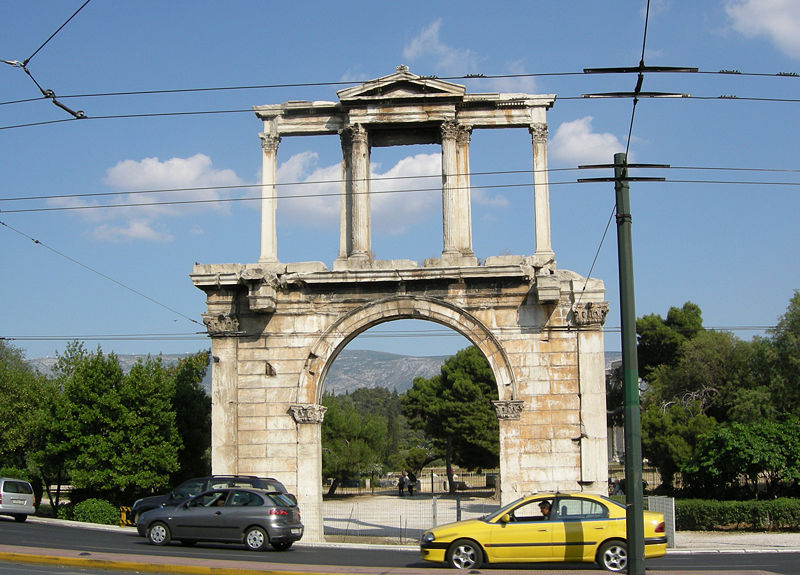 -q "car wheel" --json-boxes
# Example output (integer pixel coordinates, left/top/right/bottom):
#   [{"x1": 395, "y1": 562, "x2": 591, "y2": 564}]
[
  {"x1": 147, "y1": 522, "x2": 171, "y2": 546},
  {"x1": 271, "y1": 541, "x2": 292, "y2": 551},
  {"x1": 13, "y1": 515, "x2": 27, "y2": 523},
  {"x1": 244, "y1": 526, "x2": 268, "y2": 551},
  {"x1": 446, "y1": 539, "x2": 483, "y2": 569},
  {"x1": 597, "y1": 540, "x2": 627, "y2": 572}
]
